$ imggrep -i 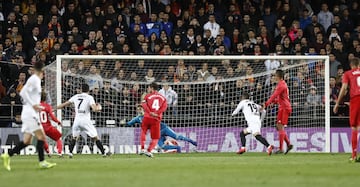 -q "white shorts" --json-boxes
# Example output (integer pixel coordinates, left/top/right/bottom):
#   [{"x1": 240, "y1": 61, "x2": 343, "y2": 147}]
[
  {"x1": 245, "y1": 120, "x2": 261, "y2": 135},
  {"x1": 72, "y1": 118, "x2": 98, "y2": 138},
  {"x1": 21, "y1": 110, "x2": 42, "y2": 134}
]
